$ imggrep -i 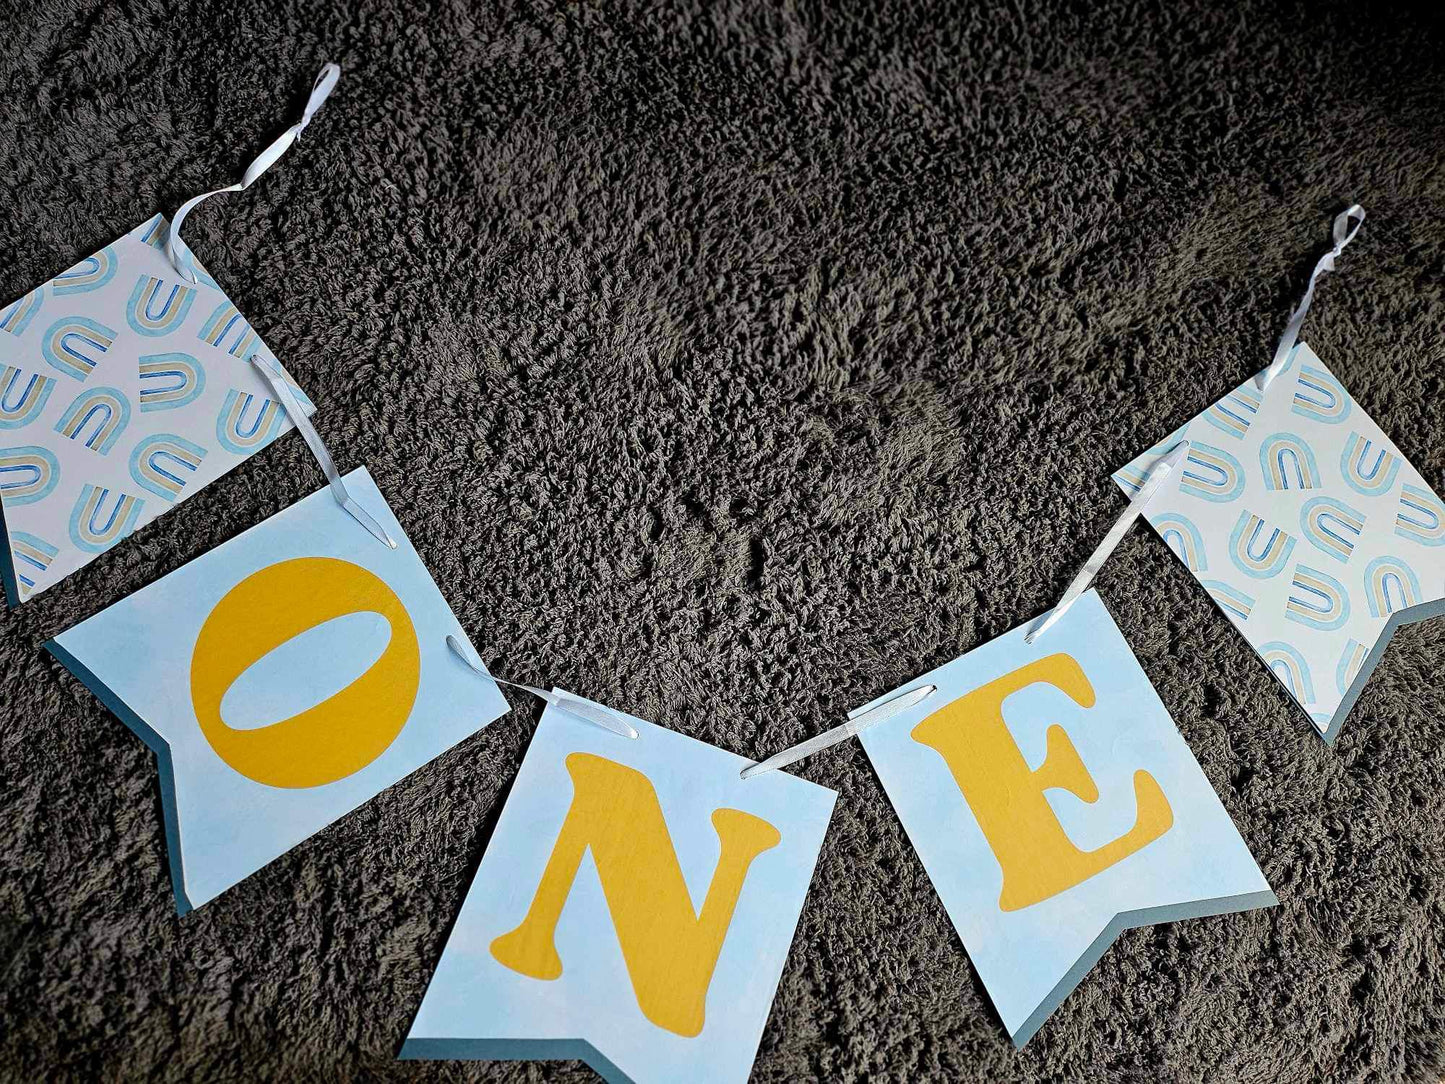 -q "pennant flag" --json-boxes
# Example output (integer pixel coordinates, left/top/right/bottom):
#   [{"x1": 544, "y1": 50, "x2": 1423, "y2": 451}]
[
  {"x1": 46, "y1": 467, "x2": 508, "y2": 914},
  {"x1": 401, "y1": 695, "x2": 836, "y2": 1084},
  {"x1": 858, "y1": 589, "x2": 1275, "y2": 1047},
  {"x1": 0, "y1": 214, "x2": 313, "y2": 604},
  {"x1": 1116, "y1": 344, "x2": 1445, "y2": 742}
]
